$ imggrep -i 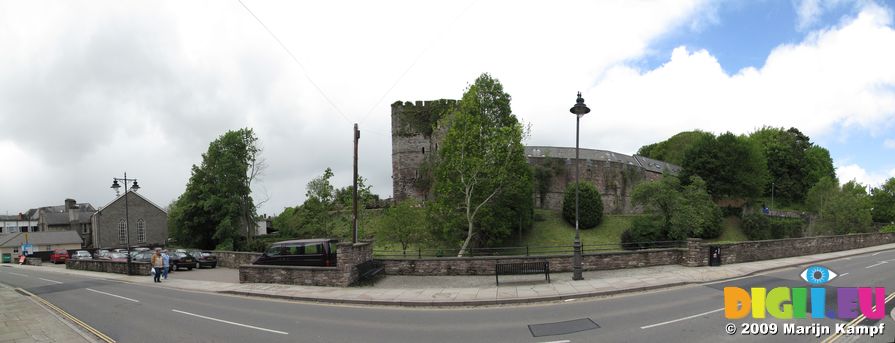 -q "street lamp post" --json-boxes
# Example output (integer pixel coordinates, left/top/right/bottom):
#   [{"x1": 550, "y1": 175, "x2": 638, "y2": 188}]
[
  {"x1": 570, "y1": 92, "x2": 590, "y2": 281},
  {"x1": 111, "y1": 173, "x2": 140, "y2": 276}
]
